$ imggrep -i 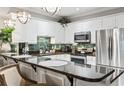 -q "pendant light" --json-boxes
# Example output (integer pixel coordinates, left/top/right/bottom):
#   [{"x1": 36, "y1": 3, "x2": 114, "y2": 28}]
[
  {"x1": 3, "y1": 18, "x2": 16, "y2": 27},
  {"x1": 42, "y1": 7, "x2": 61, "y2": 15},
  {"x1": 16, "y1": 11, "x2": 31, "y2": 24}
]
